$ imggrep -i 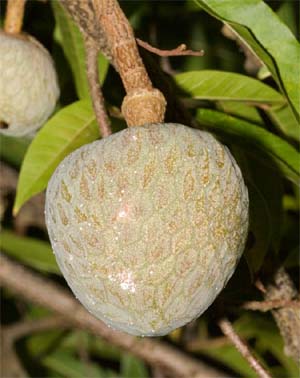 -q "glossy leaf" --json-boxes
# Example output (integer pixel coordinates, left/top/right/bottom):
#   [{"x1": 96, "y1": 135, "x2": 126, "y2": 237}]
[
  {"x1": 194, "y1": 0, "x2": 300, "y2": 118},
  {"x1": 91, "y1": 337, "x2": 121, "y2": 361},
  {"x1": 247, "y1": 158, "x2": 283, "y2": 255},
  {"x1": 245, "y1": 181, "x2": 272, "y2": 272},
  {"x1": 121, "y1": 354, "x2": 149, "y2": 378},
  {"x1": 43, "y1": 351, "x2": 107, "y2": 378},
  {"x1": 199, "y1": 344, "x2": 257, "y2": 377},
  {"x1": 217, "y1": 101, "x2": 264, "y2": 126},
  {"x1": 0, "y1": 230, "x2": 59, "y2": 274},
  {"x1": 0, "y1": 134, "x2": 31, "y2": 168},
  {"x1": 196, "y1": 109, "x2": 300, "y2": 185},
  {"x1": 267, "y1": 105, "x2": 300, "y2": 142},
  {"x1": 234, "y1": 148, "x2": 283, "y2": 272},
  {"x1": 176, "y1": 70, "x2": 284, "y2": 104},
  {"x1": 277, "y1": 1, "x2": 298, "y2": 37},
  {"x1": 52, "y1": 1, "x2": 109, "y2": 99},
  {"x1": 14, "y1": 101, "x2": 99, "y2": 214},
  {"x1": 27, "y1": 330, "x2": 64, "y2": 358}
]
